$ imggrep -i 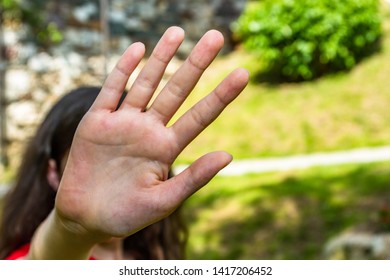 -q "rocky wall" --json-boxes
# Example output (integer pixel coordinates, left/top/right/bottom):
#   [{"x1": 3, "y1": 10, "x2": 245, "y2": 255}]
[{"x1": 2, "y1": 0, "x2": 247, "y2": 167}]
